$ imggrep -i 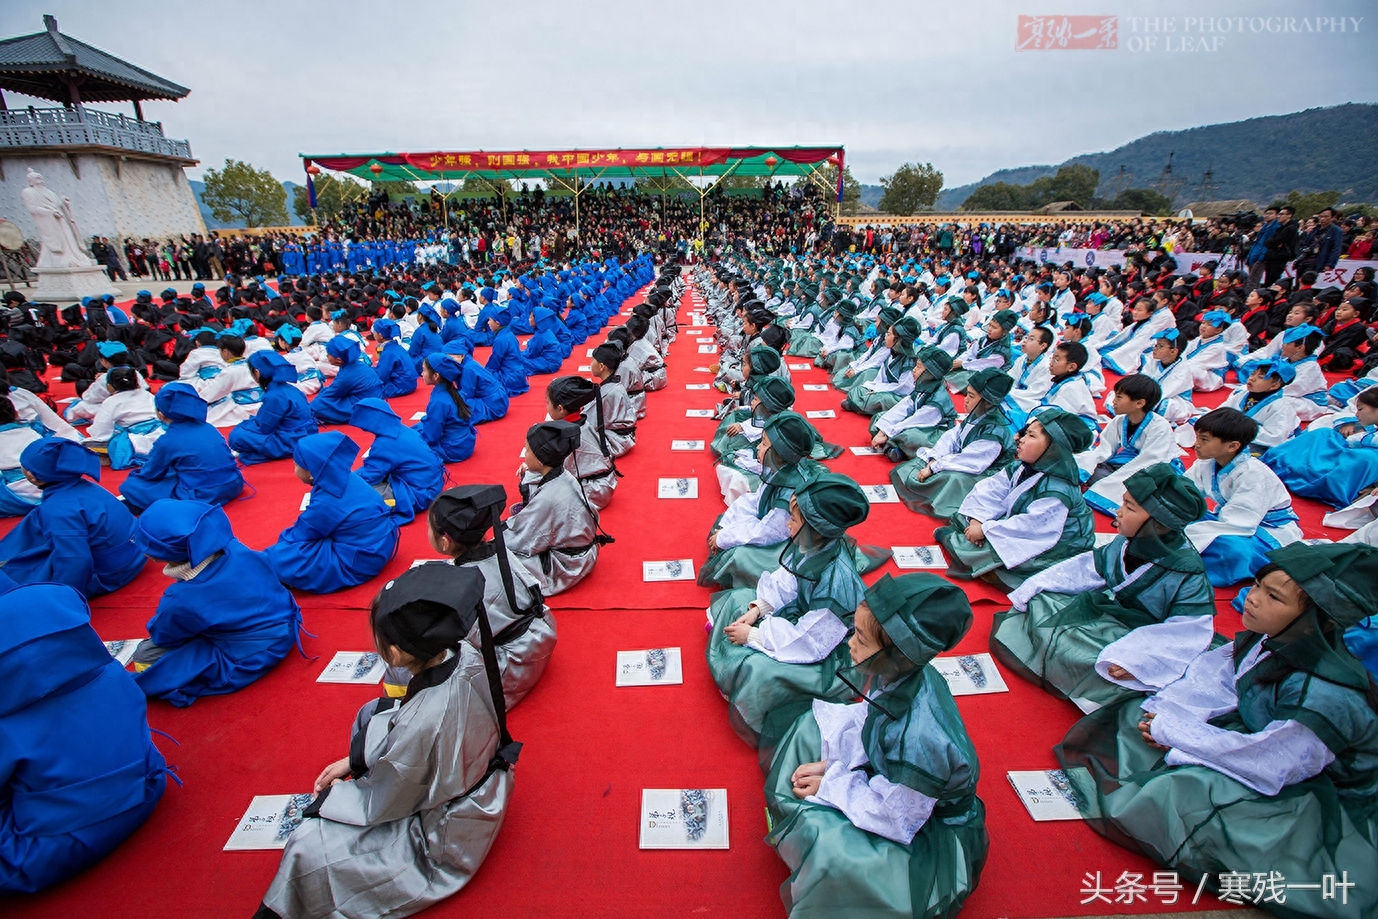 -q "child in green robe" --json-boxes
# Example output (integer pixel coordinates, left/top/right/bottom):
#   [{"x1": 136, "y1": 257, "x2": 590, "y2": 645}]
[
  {"x1": 991, "y1": 463, "x2": 1216, "y2": 712},
  {"x1": 761, "y1": 574, "x2": 988, "y2": 919}
]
